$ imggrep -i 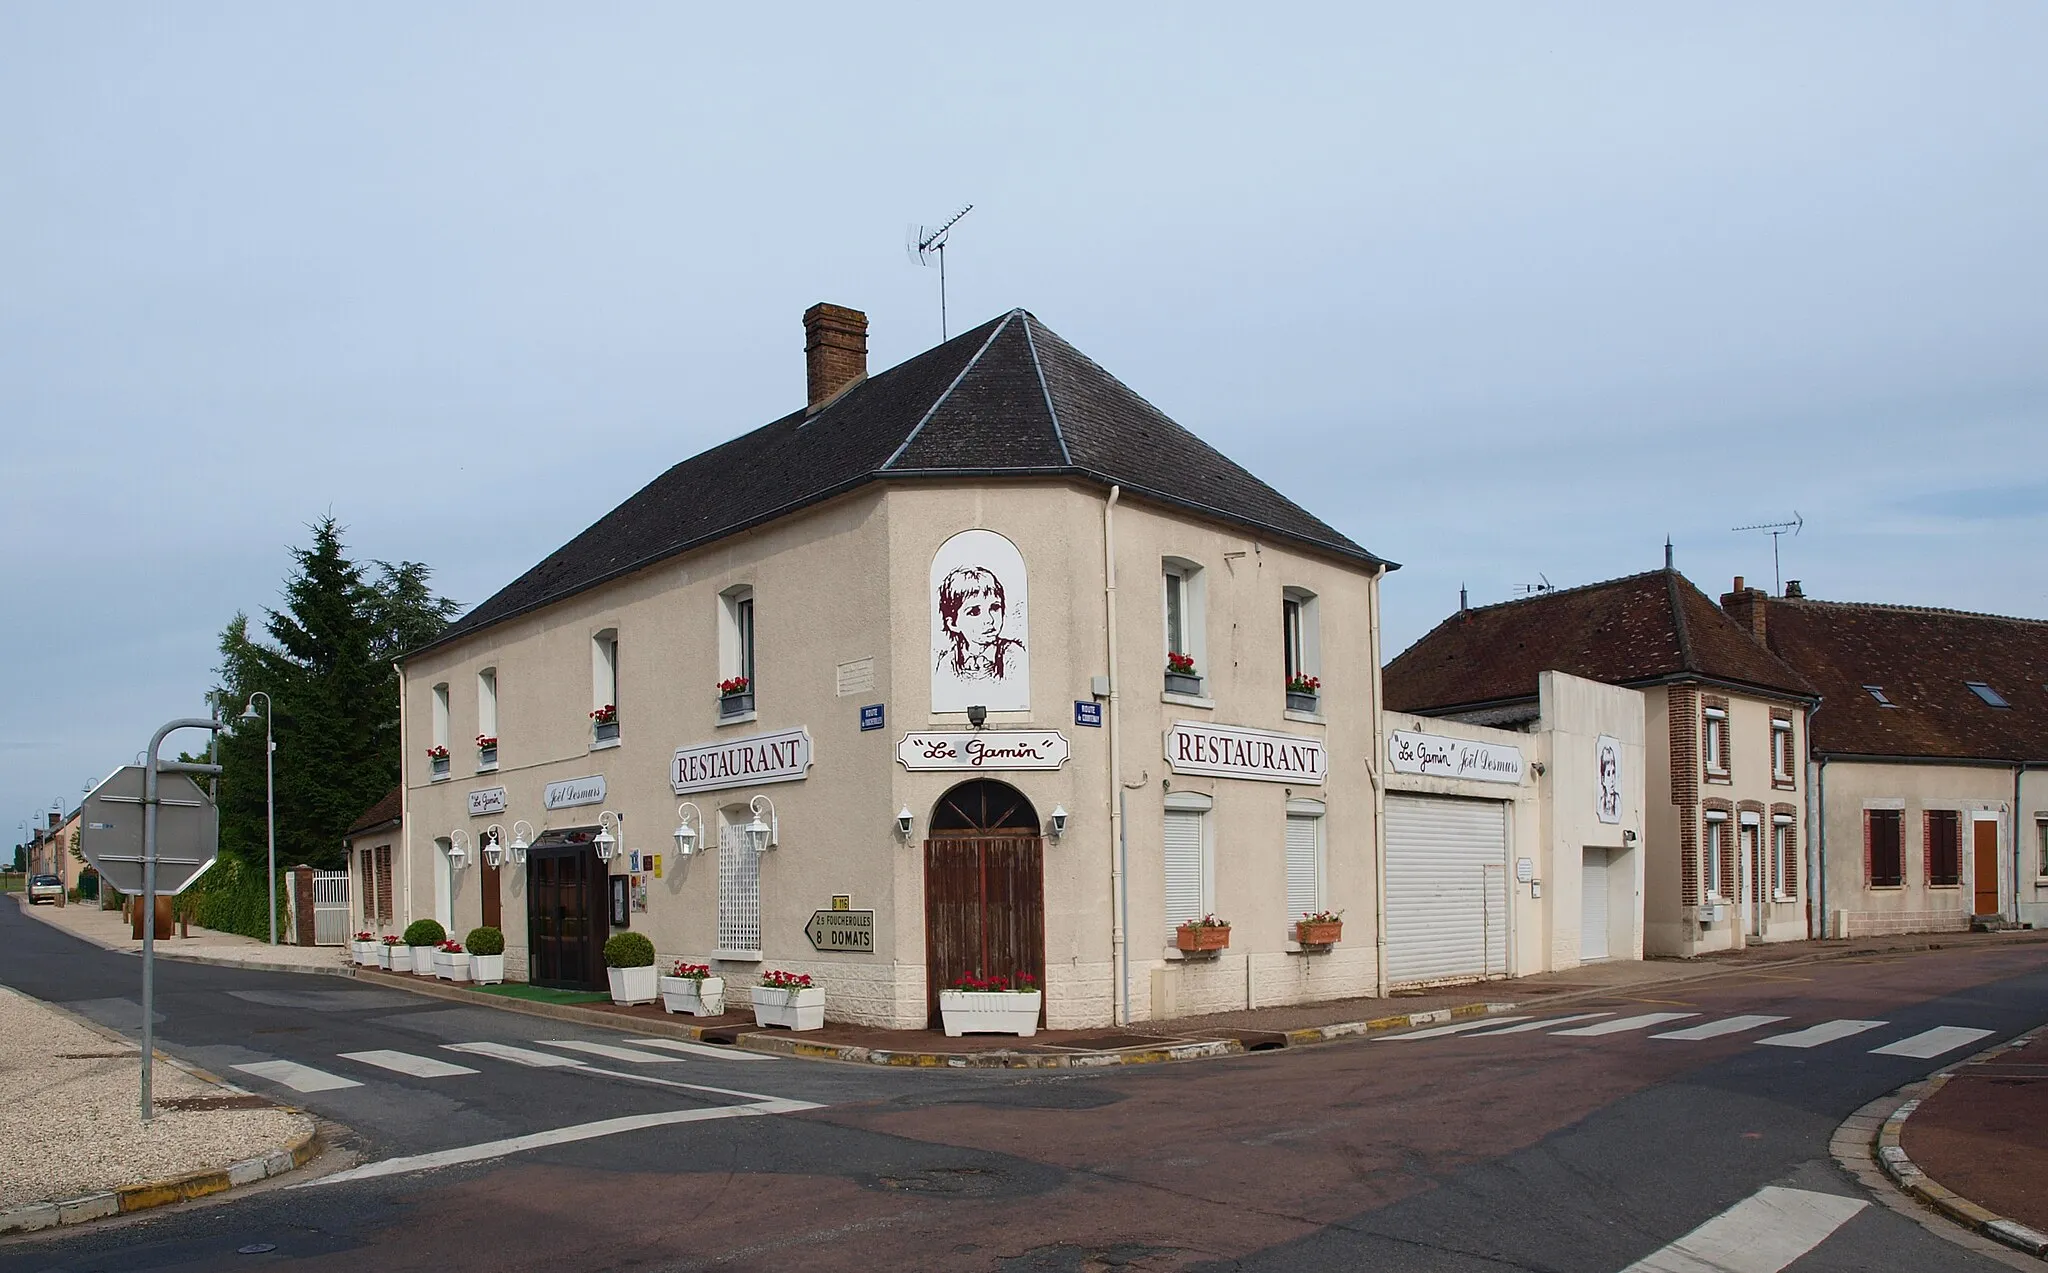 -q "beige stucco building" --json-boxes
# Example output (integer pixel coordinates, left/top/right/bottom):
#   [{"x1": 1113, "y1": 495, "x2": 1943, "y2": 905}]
[{"x1": 388, "y1": 304, "x2": 1395, "y2": 1029}]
